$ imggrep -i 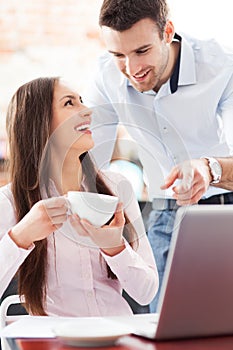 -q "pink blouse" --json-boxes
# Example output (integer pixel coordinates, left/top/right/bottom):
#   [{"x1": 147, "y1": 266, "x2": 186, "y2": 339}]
[{"x1": 0, "y1": 171, "x2": 158, "y2": 316}]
